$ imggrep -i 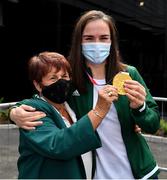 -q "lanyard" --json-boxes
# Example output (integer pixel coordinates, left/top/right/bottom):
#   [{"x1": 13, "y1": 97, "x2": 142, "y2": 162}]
[{"x1": 86, "y1": 71, "x2": 107, "y2": 86}]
